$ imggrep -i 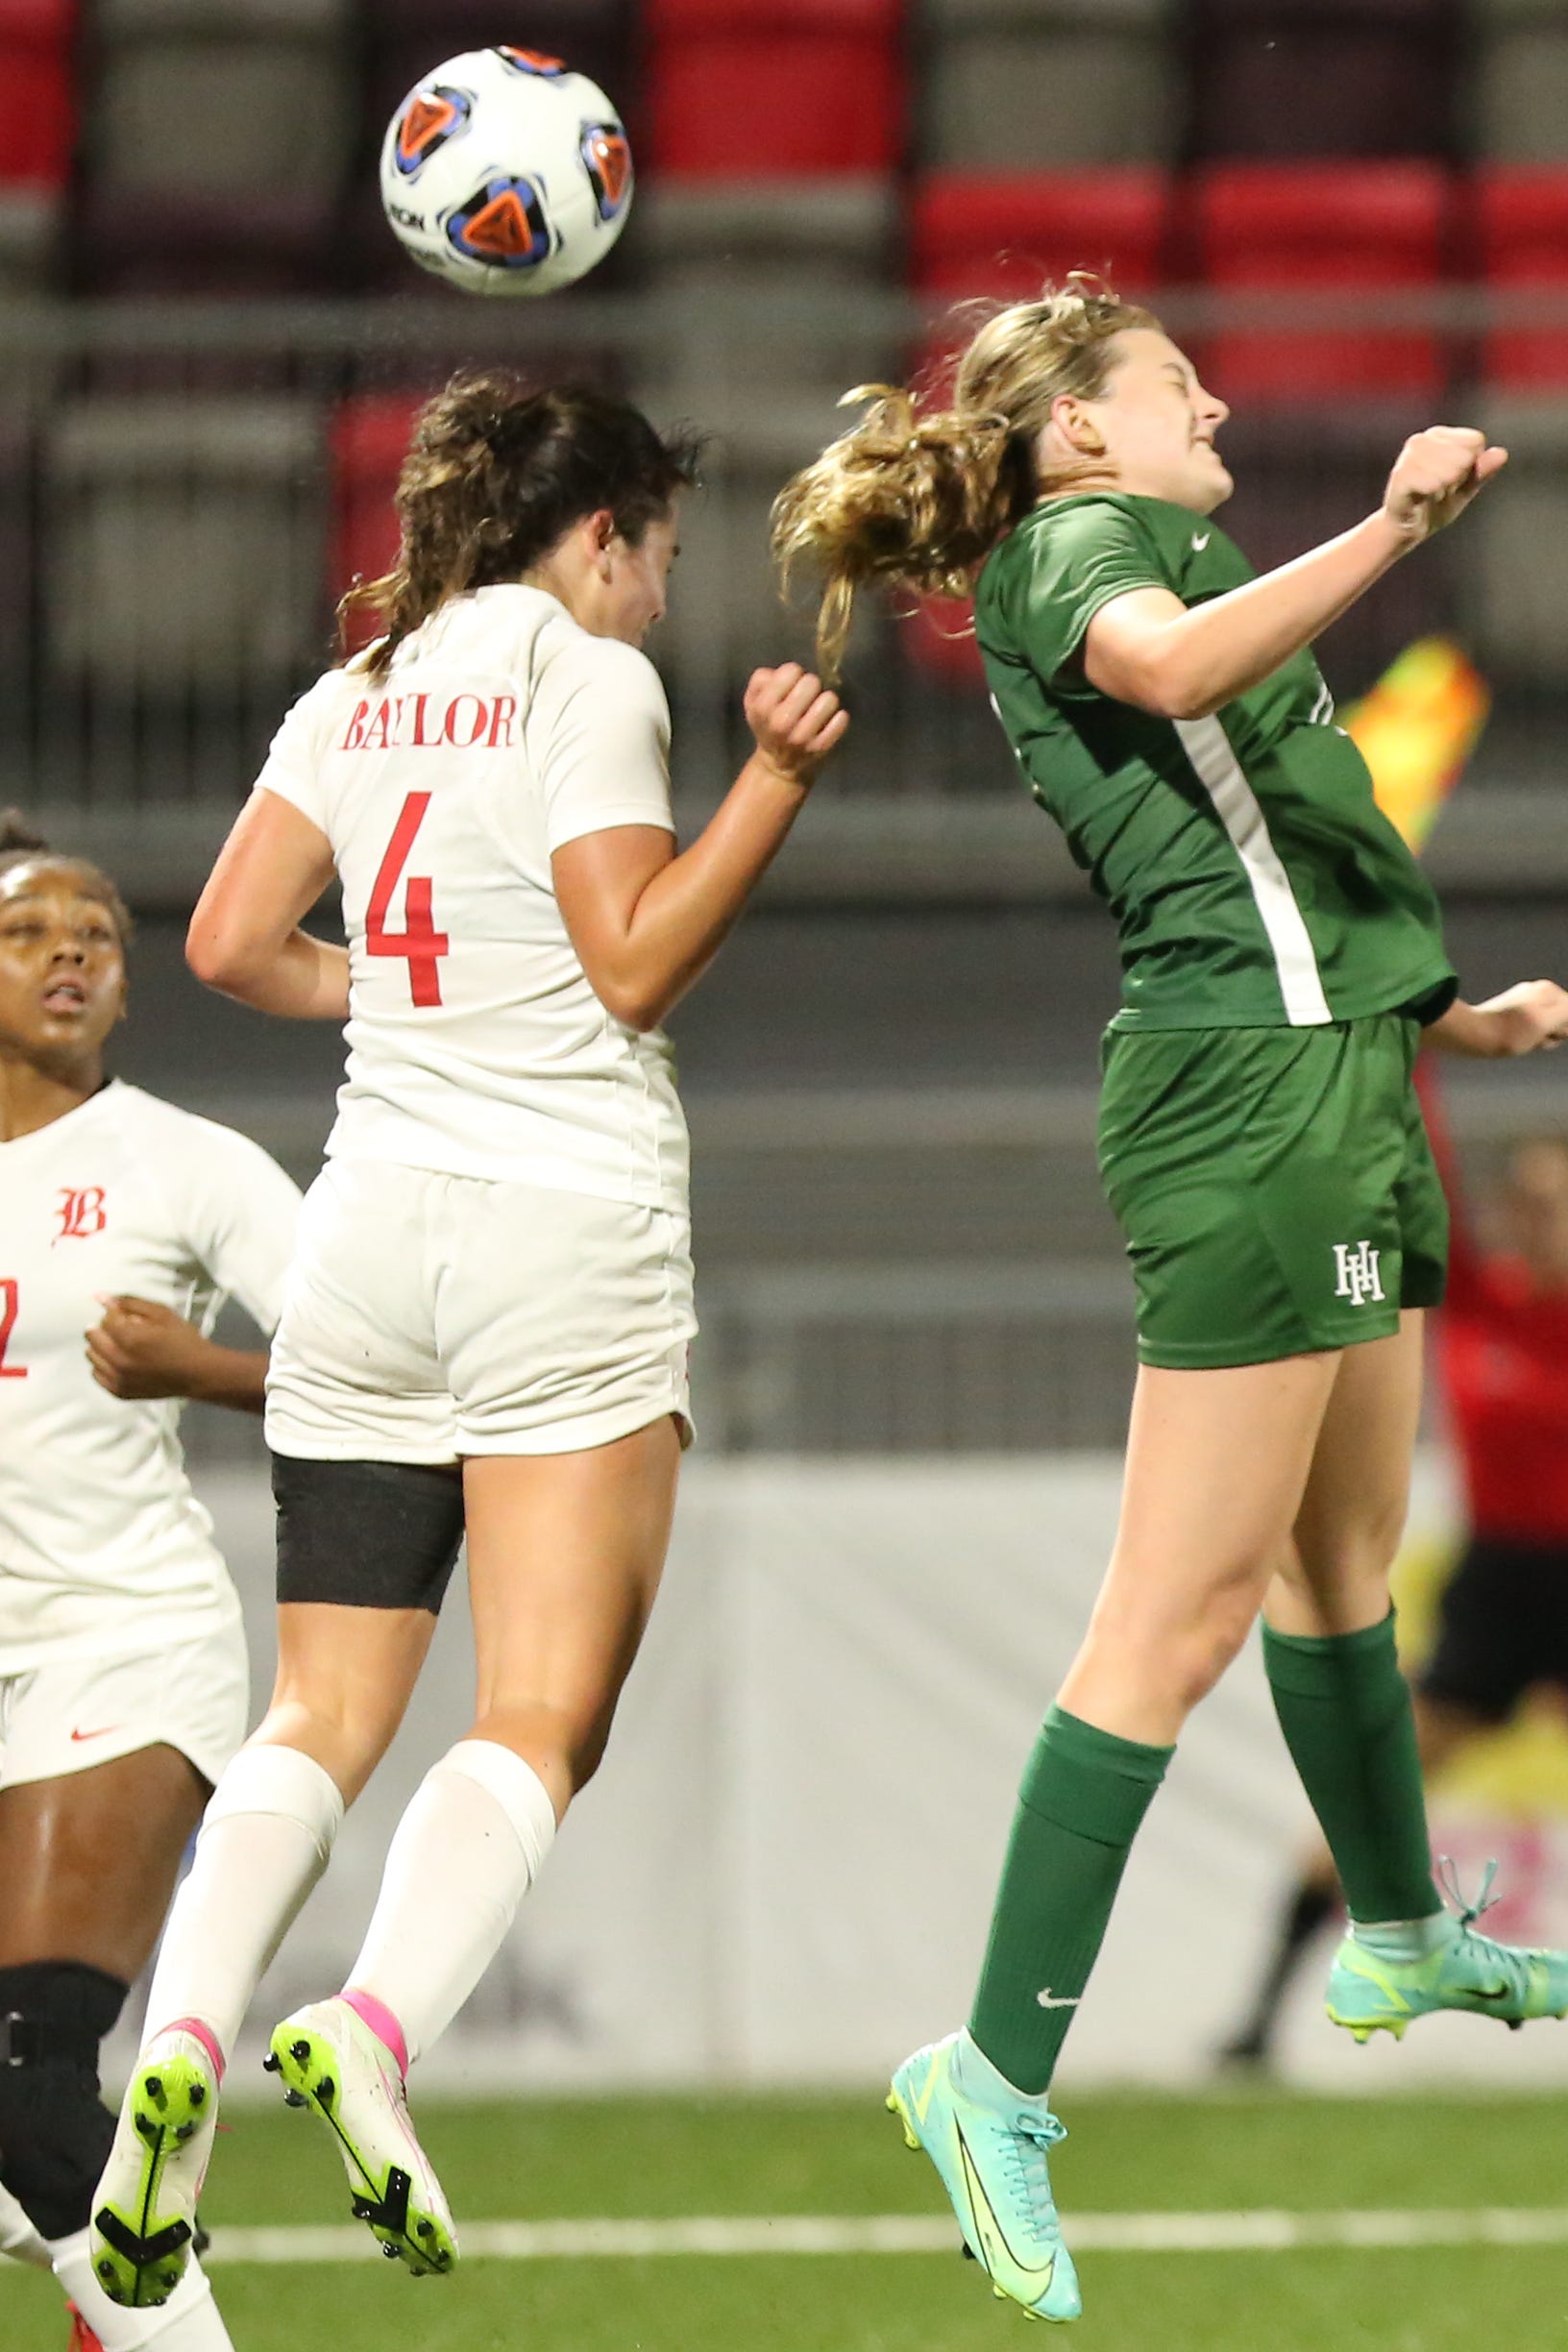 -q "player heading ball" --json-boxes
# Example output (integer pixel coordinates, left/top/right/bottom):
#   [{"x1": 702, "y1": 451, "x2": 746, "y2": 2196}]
[
  {"x1": 91, "y1": 371, "x2": 846, "y2": 2306},
  {"x1": 775, "y1": 279, "x2": 1568, "y2": 2324}
]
